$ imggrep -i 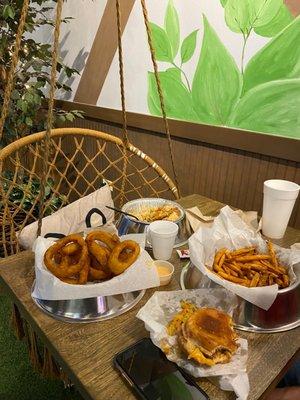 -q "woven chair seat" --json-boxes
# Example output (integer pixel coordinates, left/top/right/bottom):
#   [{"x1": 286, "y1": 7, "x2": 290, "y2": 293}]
[{"x1": 0, "y1": 127, "x2": 178, "y2": 257}]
